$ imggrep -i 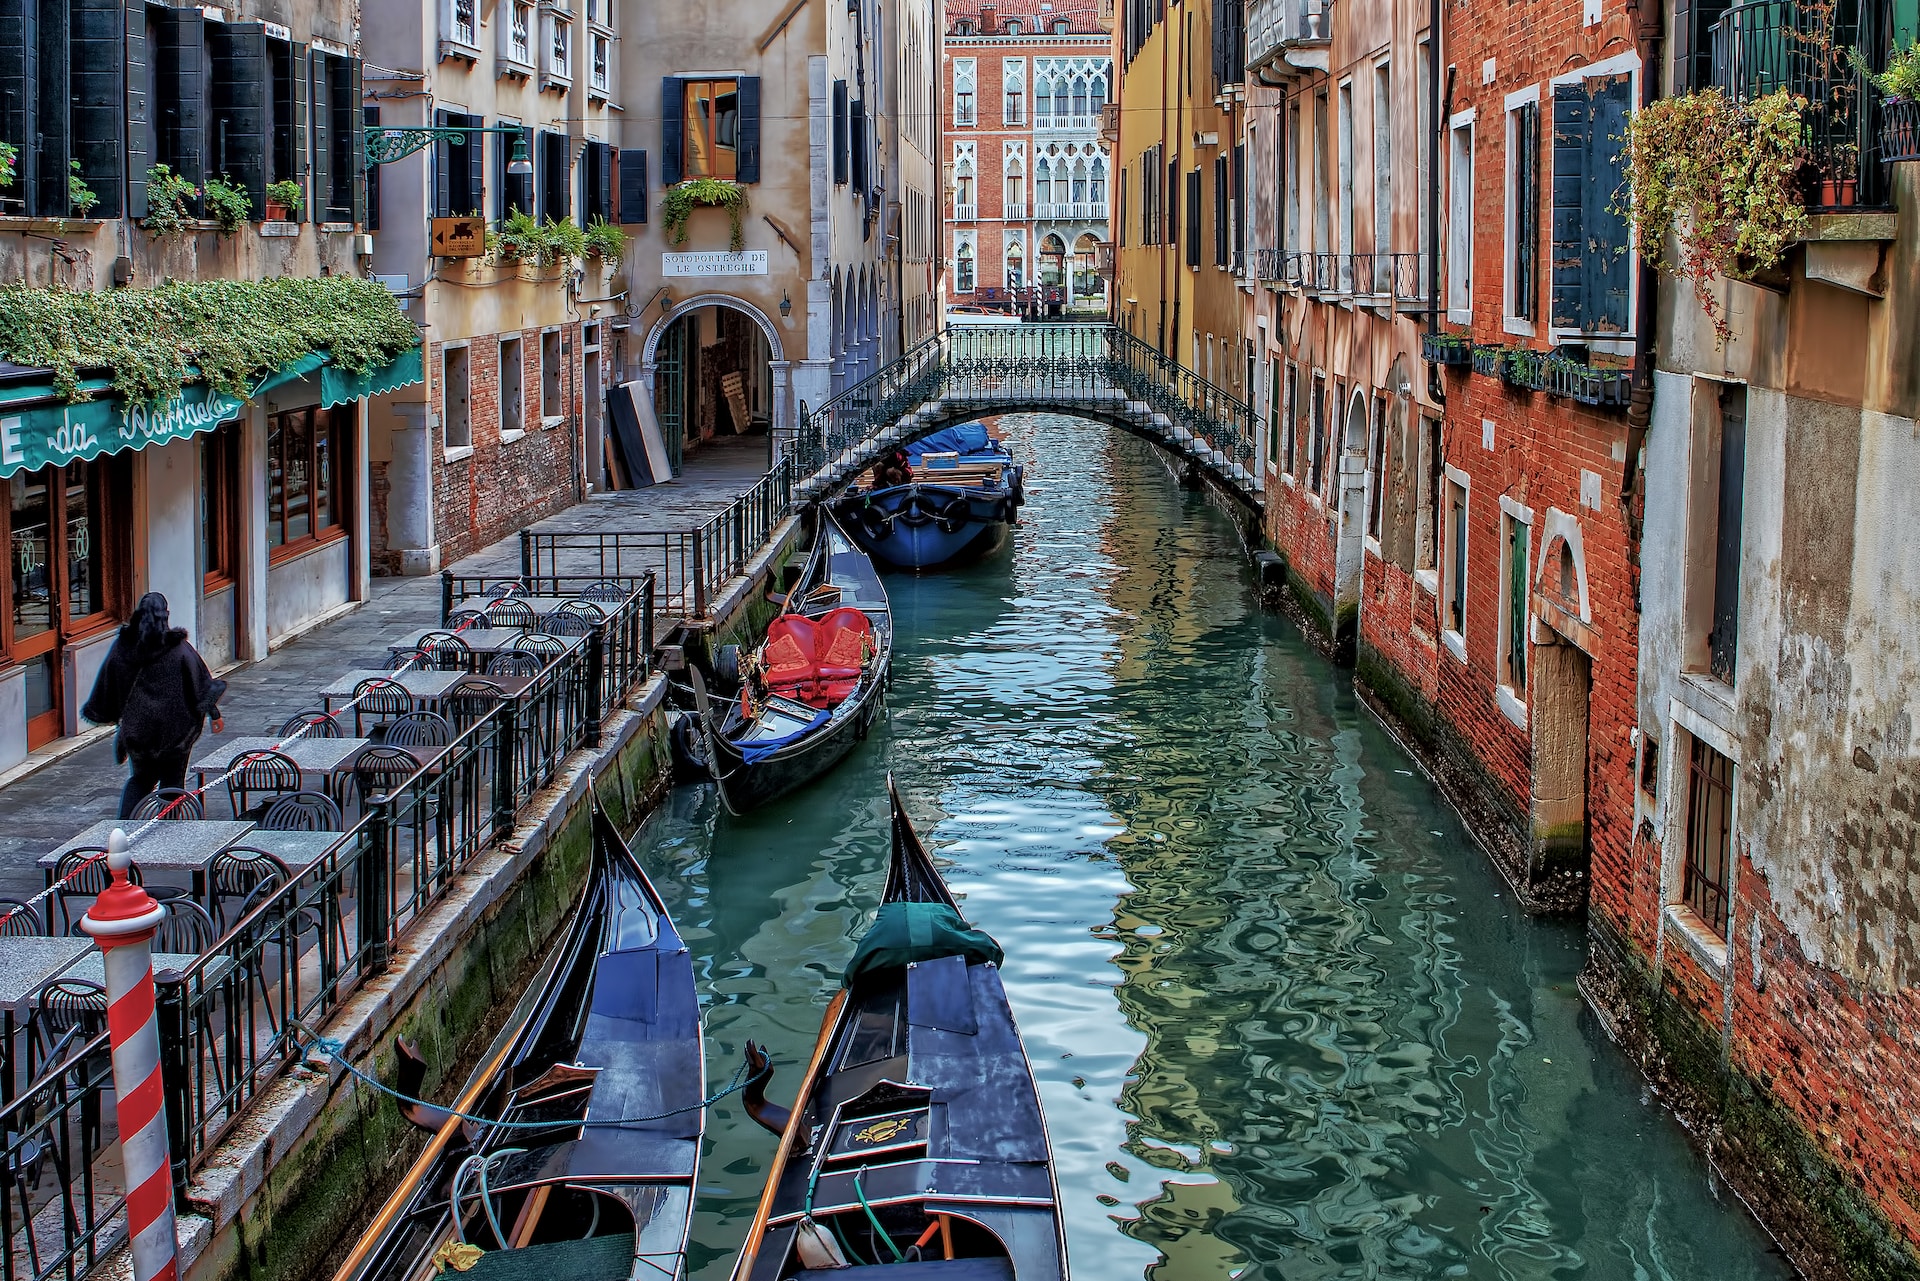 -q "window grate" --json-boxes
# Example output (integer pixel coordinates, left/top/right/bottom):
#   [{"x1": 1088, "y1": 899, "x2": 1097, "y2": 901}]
[{"x1": 1682, "y1": 737, "x2": 1735, "y2": 937}]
